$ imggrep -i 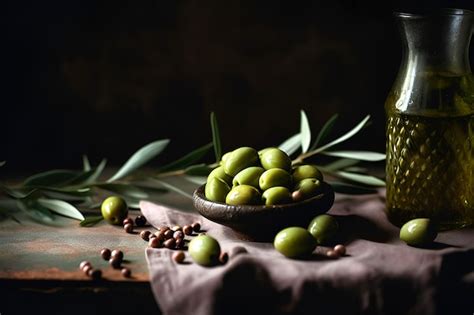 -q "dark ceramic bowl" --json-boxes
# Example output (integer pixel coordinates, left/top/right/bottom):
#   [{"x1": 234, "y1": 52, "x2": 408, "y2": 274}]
[{"x1": 193, "y1": 182, "x2": 335, "y2": 241}]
